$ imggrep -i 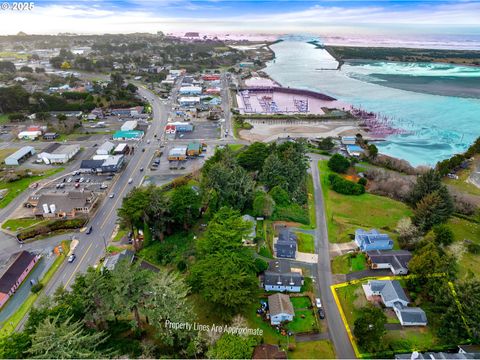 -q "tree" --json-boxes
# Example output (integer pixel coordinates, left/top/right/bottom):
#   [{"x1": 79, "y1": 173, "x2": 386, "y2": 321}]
[
  {"x1": 368, "y1": 144, "x2": 378, "y2": 159},
  {"x1": 189, "y1": 251, "x2": 258, "y2": 319},
  {"x1": 0, "y1": 61, "x2": 16, "y2": 73},
  {"x1": 0, "y1": 85, "x2": 30, "y2": 113},
  {"x1": 317, "y1": 137, "x2": 334, "y2": 151},
  {"x1": 433, "y1": 224, "x2": 454, "y2": 246},
  {"x1": 327, "y1": 154, "x2": 350, "y2": 173},
  {"x1": 0, "y1": 332, "x2": 31, "y2": 358},
  {"x1": 396, "y1": 217, "x2": 421, "y2": 250},
  {"x1": 126, "y1": 83, "x2": 138, "y2": 93},
  {"x1": 20, "y1": 66, "x2": 33, "y2": 73},
  {"x1": 413, "y1": 190, "x2": 454, "y2": 232},
  {"x1": 269, "y1": 185, "x2": 291, "y2": 206},
  {"x1": 169, "y1": 185, "x2": 201, "y2": 230},
  {"x1": 35, "y1": 112, "x2": 50, "y2": 121},
  {"x1": 237, "y1": 142, "x2": 270, "y2": 172},
  {"x1": 60, "y1": 61, "x2": 71, "y2": 70},
  {"x1": 110, "y1": 72, "x2": 124, "y2": 89},
  {"x1": 207, "y1": 333, "x2": 257, "y2": 359},
  {"x1": 408, "y1": 169, "x2": 443, "y2": 207},
  {"x1": 28, "y1": 316, "x2": 112, "y2": 359},
  {"x1": 144, "y1": 186, "x2": 170, "y2": 241},
  {"x1": 144, "y1": 270, "x2": 195, "y2": 346},
  {"x1": 110, "y1": 260, "x2": 152, "y2": 329},
  {"x1": 353, "y1": 306, "x2": 387, "y2": 353},
  {"x1": 117, "y1": 187, "x2": 150, "y2": 234},
  {"x1": 196, "y1": 207, "x2": 251, "y2": 256},
  {"x1": 252, "y1": 192, "x2": 274, "y2": 218}
]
